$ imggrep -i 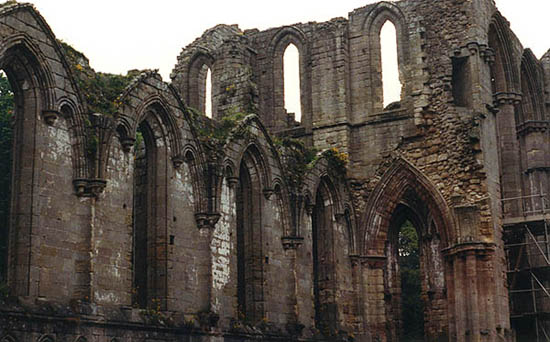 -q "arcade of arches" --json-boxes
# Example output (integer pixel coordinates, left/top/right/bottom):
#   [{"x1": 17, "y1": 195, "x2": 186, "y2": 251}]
[{"x1": 1, "y1": 1, "x2": 549, "y2": 342}]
